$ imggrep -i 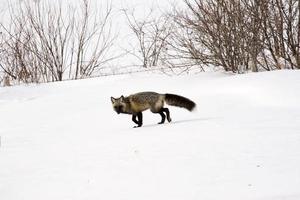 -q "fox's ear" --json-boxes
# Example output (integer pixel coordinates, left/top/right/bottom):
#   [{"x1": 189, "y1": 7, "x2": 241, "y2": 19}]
[
  {"x1": 111, "y1": 97, "x2": 116, "y2": 103},
  {"x1": 120, "y1": 95, "x2": 125, "y2": 102}
]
